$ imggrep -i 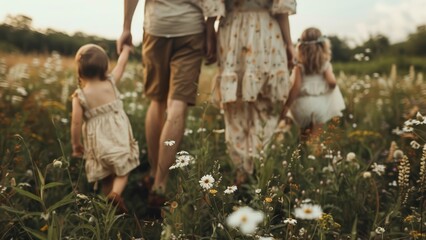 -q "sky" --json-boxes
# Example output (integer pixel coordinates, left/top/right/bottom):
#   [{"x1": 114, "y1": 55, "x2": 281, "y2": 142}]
[{"x1": 0, "y1": 0, "x2": 425, "y2": 47}]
